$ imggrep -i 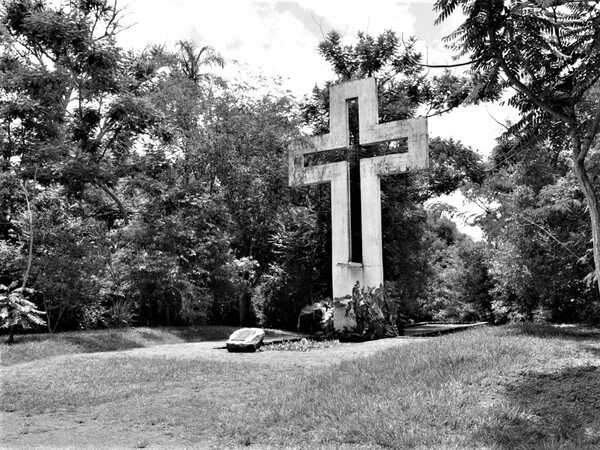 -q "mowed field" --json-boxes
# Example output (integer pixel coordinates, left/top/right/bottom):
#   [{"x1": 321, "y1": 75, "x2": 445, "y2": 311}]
[{"x1": 1, "y1": 324, "x2": 599, "y2": 449}]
